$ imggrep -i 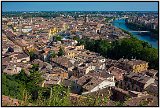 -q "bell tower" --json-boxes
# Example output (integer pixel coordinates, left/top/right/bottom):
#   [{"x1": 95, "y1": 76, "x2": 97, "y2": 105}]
[{"x1": 19, "y1": 16, "x2": 23, "y2": 35}]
